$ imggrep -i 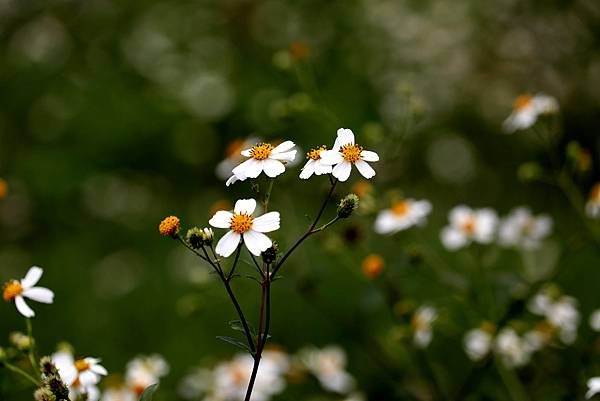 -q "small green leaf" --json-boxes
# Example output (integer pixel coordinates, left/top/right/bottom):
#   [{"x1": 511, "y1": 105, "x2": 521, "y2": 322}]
[
  {"x1": 139, "y1": 383, "x2": 159, "y2": 401},
  {"x1": 229, "y1": 320, "x2": 257, "y2": 336},
  {"x1": 216, "y1": 336, "x2": 251, "y2": 352}
]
